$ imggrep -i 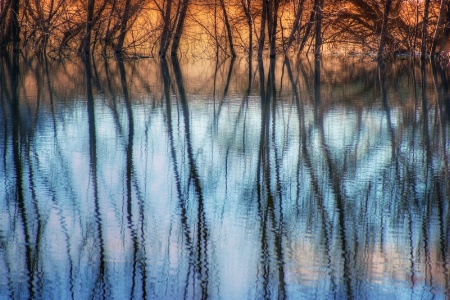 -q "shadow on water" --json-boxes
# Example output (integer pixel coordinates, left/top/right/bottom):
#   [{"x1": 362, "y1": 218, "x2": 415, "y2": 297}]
[{"x1": 0, "y1": 55, "x2": 449, "y2": 299}]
